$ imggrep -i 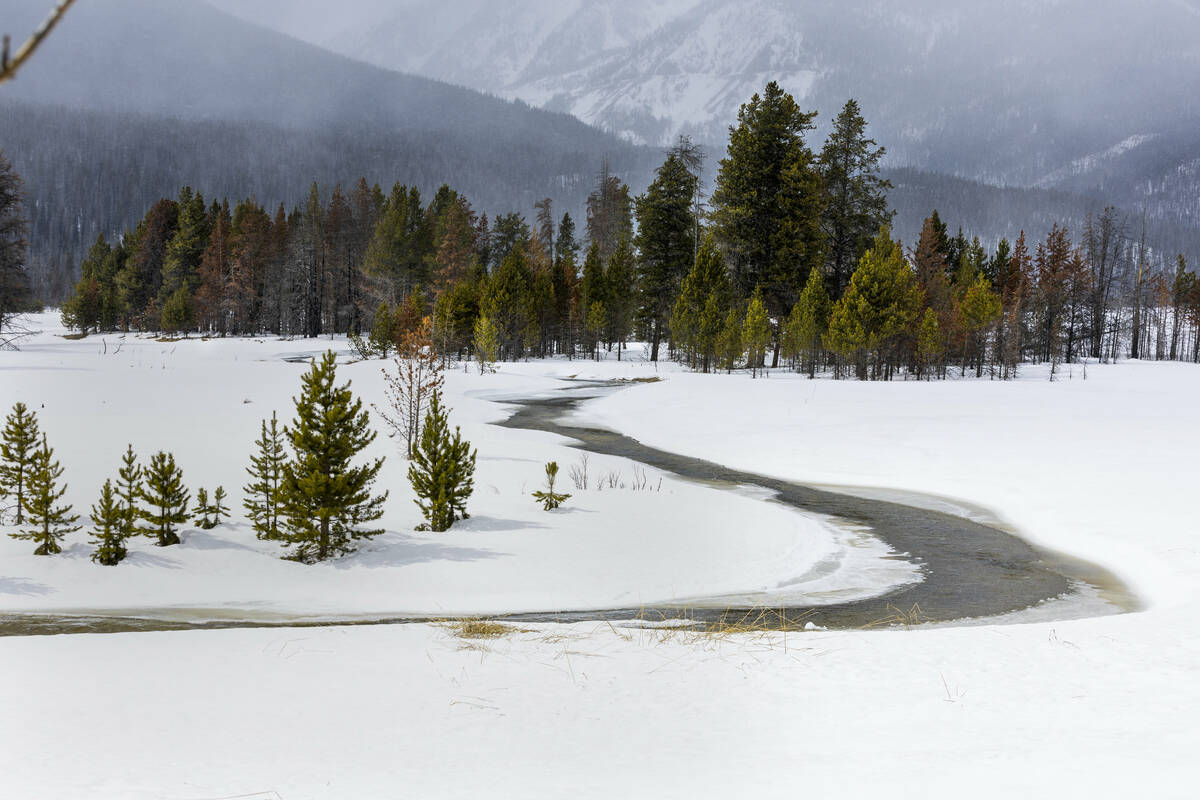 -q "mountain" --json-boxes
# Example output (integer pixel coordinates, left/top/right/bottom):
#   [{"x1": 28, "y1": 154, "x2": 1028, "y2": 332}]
[
  {"x1": 2, "y1": 0, "x2": 641, "y2": 154},
  {"x1": 224, "y1": 0, "x2": 1200, "y2": 193},
  {"x1": 0, "y1": 0, "x2": 662, "y2": 298}
]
